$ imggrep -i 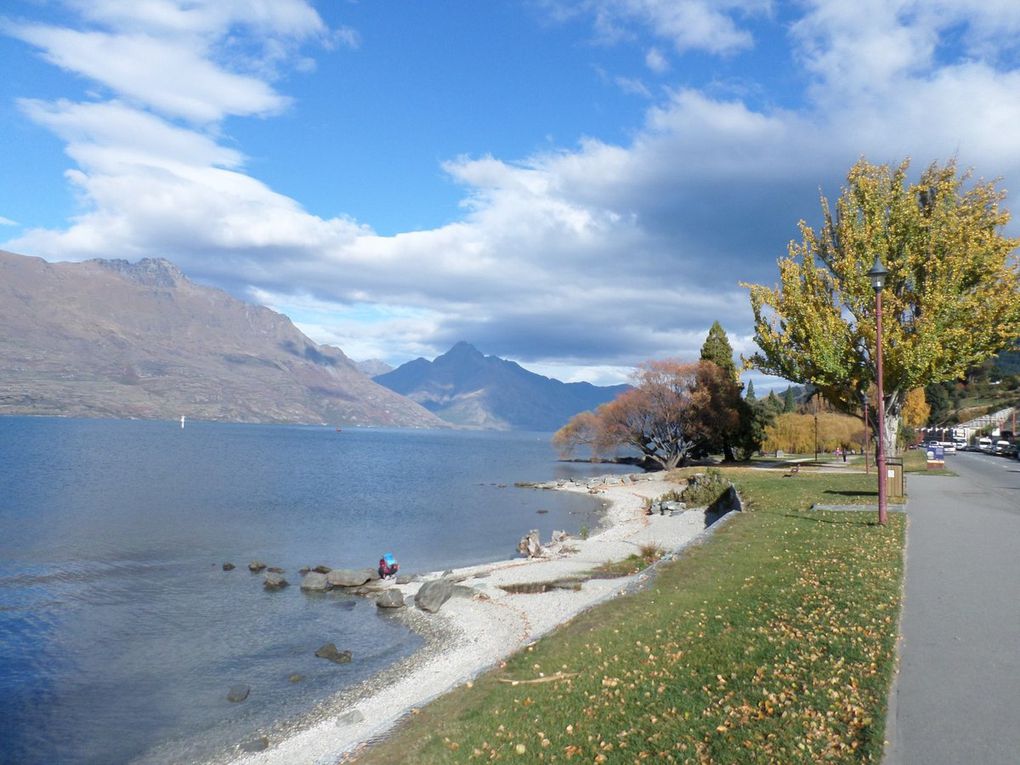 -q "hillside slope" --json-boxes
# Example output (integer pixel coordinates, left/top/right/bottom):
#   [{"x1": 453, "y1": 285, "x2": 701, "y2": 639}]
[{"x1": 0, "y1": 250, "x2": 444, "y2": 427}]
